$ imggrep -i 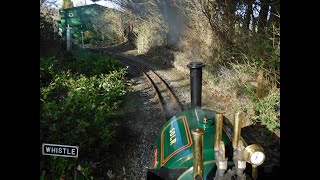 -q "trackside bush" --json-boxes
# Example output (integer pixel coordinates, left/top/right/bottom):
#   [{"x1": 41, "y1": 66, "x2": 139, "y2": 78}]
[
  {"x1": 40, "y1": 52, "x2": 129, "y2": 179},
  {"x1": 68, "y1": 52, "x2": 122, "y2": 76}
]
